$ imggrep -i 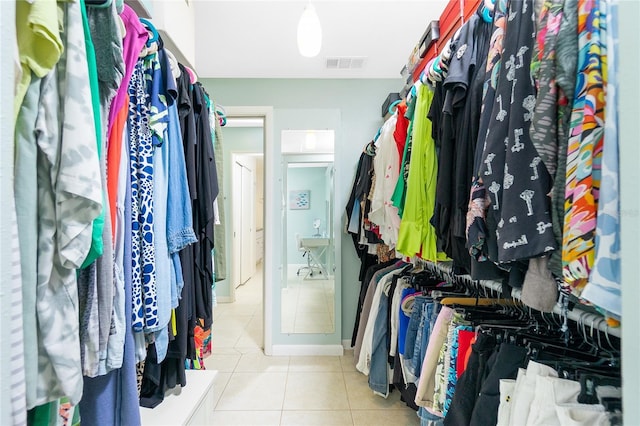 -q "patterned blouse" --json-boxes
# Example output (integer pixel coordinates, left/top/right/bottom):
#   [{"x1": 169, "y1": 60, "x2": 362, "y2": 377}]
[{"x1": 561, "y1": 0, "x2": 607, "y2": 293}]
